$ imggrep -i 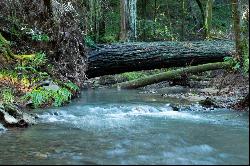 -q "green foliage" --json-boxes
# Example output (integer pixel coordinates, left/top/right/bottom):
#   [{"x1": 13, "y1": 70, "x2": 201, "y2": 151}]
[
  {"x1": 138, "y1": 19, "x2": 178, "y2": 41},
  {"x1": 82, "y1": 0, "x2": 234, "y2": 42},
  {"x1": 0, "y1": 88, "x2": 14, "y2": 104},
  {"x1": 242, "y1": 40, "x2": 249, "y2": 74},
  {"x1": 223, "y1": 39, "x2": 249, "y2": 74},
  {"x1": 100, "y1": 10, "x2": 120, "y2": 43},
  {"x1": 14, "y1": 52, "x2": 48, "y2": 81},
  {"x1": 52, "y1": 88, "x2": 72, "y2": 107},
  {"x1": 84, "y1": 36, "x2": 97, "y2": 48},
  {"x1": 64, "y1": 81, "x2": 79, "y2": 92},
  {"x1": 24, "y1": 52, "x2": 47, "y2": 68},
  {"x1": 10, "y1": 26, "x2": 22, "y2": 38},
  {"x1": 0, "y1": 70, "x2": 18, "y2": 79},
  {"x1": 32, "y1": 34, "x2": 50, "y2": 42},
  {"x1": 120, "y1": 68, "x2": 170, "y2": 81},
  {"x1": 23, "y1": 88, "x2": 51, "y2": 108},
  {"x1": 0, "y1": 70, "x2": 32, "y2": 88},
  {"x1": 211, "y1": 3, "x2": 231, "y2": 38},
  {"x1": 241, "y1": 15, "x2": 249, "y2": 74},
  {"x1": 23, "y1": 86, "x2": 73, "y2": 108},
  {"x1": 0, "y1": 39, "x2": 3, "y2": 48},
  {"x1": 100, "y1": 35, "x2": 117, "y2": 43},
  {"x1": 121, "y1": 72, "x2": 147, "y2": 81},
  {"x1": 223, "y1": 56, "x2": 241, "y2": 71},
  {"x1": 243, "y1": 57, "x2": 249, "y2": 73},
  {"x1": 0, "y1": 33, "x2": 9, "y2": 52},
  {"x1": 14, "y1": 66, "x2": 37, "y2": 72}
]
